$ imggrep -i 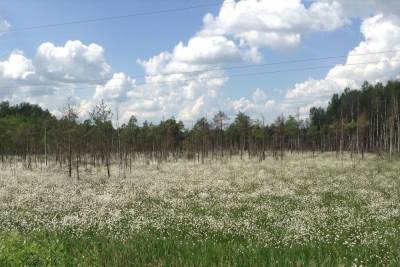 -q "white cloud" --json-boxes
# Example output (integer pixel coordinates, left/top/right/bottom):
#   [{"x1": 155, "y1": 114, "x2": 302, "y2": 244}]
[
  {"x1": 100, "y1": 70, "x2": 228, "y2": 123},
  {"x1": 0, "y1": 52, "x2": 35, "y2": 80},
  {"x1": 138, "y1": 35, "x2": 252, "y2": 77},
  {"x1": 238, "y1": 31, "x2": 301, "y2": 51},
  {"x1": 119, "y1": 0, "x2": 352, "y2": 122},
  {"x1": 5, "y1": 1, "x2": 400, "y2": 123},
  {"x1": 0, "y1": 41, "x2": 111, "y2": 116},
  {"x1": 228, "y1": 88, "x2": 276, "y2": 119},
  {"x1": 34, "y1": 40, "x2": 111, "y2": 82},
  {"x1": 285, "y1": 14, "x2": 400, "y2": 113},
  {"x1": 134, "y1": 34, "x2": 239, "y2": 122},
  {"x1": 0, "y1": 1, "x2": 351, "y2": 123},
  {"x1": 202, "y1": 0, "x2": 347, "y2": 50},
  {"x1": 94, "y1": 72, "x2": 135, "y2": 102},
  {"x1": 131, "y1": 0, "x2": 348, "y2": 122},
  {"x1": 172, "y1": 35, "x2": 242, "y2": 65},
  {"x1": 0, "y1": 52, "x2": 39, "y2": 99}
]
